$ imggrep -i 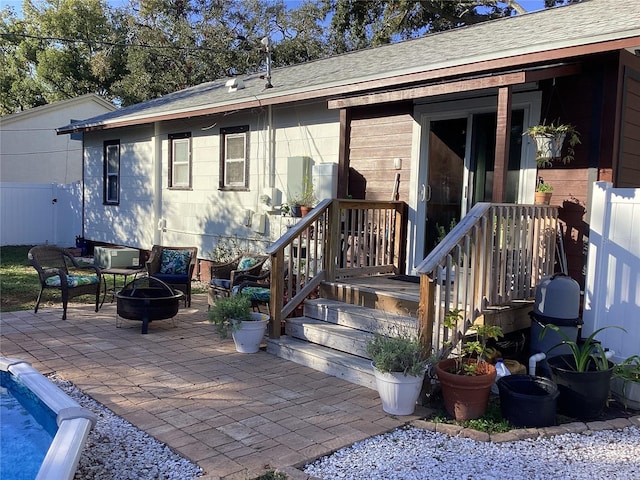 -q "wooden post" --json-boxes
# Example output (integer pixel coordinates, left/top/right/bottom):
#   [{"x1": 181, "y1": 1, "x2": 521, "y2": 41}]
[
  {"x1": 492, "y1": 86, "x2": 512, "y2": 203},
  {"x1": 418, "y1": 274, "x2": 436, "y2": 353},
  {"x1": 269, "y1": 250, "x2": 285, "y2": 339}
]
